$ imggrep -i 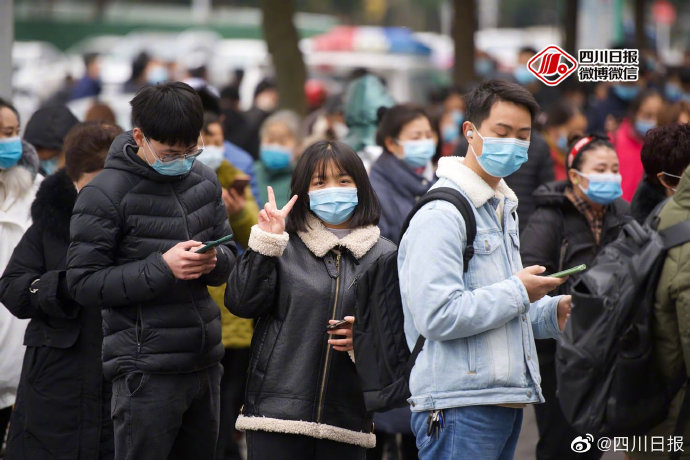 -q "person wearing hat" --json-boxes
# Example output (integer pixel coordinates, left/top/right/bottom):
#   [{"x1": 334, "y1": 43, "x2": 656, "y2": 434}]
[
  {"x1": 0, "y1": 98, "x2": 42, "y2": 448},
  {"x1": 342, "y1": 73, "x2": 394, "y2": 172},
  {"x1": 521, "y1": 134, "x2": 631, "y2": 460},
  {"x1": 23, "y1": 105, "x2": 79, "y2": 176}
]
